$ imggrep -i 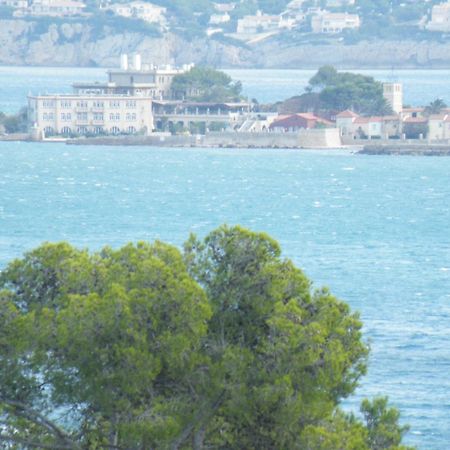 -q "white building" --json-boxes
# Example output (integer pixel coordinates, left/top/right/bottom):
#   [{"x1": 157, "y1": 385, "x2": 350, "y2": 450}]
[
  {"x1": 237, "y1": 10, "x2": 280, "y2": 34},
  {"x1": 427, "y1": 2, "x2": 450, "y2": 32},
  {"x1": 209, "y1": 12, "x2": 230, "y2": 25},
  {"x1": 383, "y1": 82, "x2": 403, "y2": 114},
  {"x1": 107, "y1": 1, "x2": 166, "y2": 25},
  {"x1": 428, "y1": 114, "x2": 450, "y2": 141},
  {"x1": 0, "y1": 0, "x2": 28, "y2": 9},
  {"x1": 72, "y1": 54, "x2": 194, "y2": 100},
  {"x1": 27, "y1": 0, "x2": 86, "y2": 16},
  {"x1": 213, "y1": 2, "x2": 235, "y2": 13},
  {"x1": 27, "y1": 54, "x2": 195, "y2": 138},
  {"x1": 326, "y1": 0, "x2": 355, "y2": 8},
  {"x1": 311, "y1": 12, "x2": 360, "y2": 33},
  {"x1": 28, "y1": 94, "x2": 154, "y2": 137}
]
